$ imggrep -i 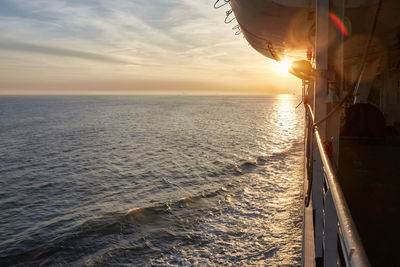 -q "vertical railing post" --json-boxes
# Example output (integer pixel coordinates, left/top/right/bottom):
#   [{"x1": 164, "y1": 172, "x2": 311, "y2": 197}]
[
  {"x1": 312, "y1": 150, "x2": 324, "y2": 260},
  {"x1": 327, "y1": 0, "x2": 345, "y2": 167},
  {"x1": 312, "y1": 0, "x2": 330, "y2": 260},
  {"x1": 314, "y1": 128, "x2": 371, "y2": 267},
  {"x1": 324, "y1": 187, "x2": 339, "y2": 266}
]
